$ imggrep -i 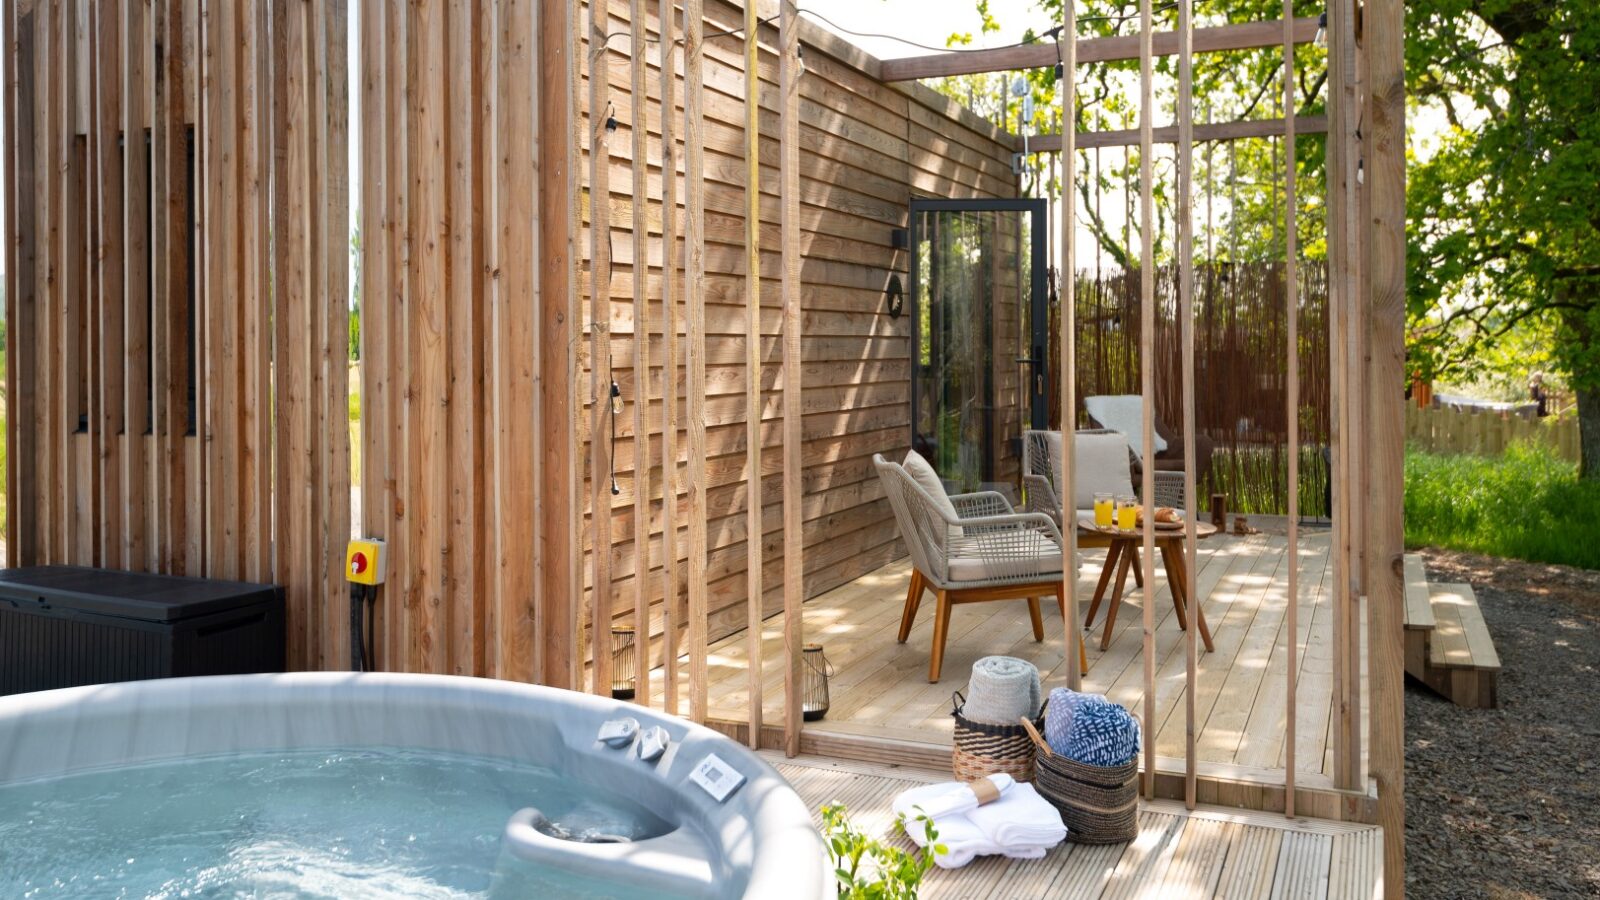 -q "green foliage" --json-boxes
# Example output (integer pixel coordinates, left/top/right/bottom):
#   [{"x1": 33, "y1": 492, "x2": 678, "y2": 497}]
[
  {"x1": 1403, "y1": 1, "x2": 1599, "y2": 473},
  {"x1": 1404, "y1": 442, "x2": 1600, "y2": 570},
  {"x1": 821, "y1": 803, "x2": 943, "y2": 900},
  {"x1": 937, "y1": 0, "x2": 1329, "y2": 266},
  {"x1": 349, "y1": 307, "x2": 361, "y2": 362}
]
